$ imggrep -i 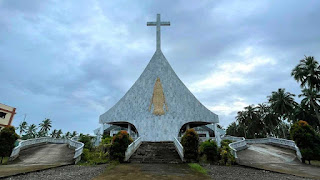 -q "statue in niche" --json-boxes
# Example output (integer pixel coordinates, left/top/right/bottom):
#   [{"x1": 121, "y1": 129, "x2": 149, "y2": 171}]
[{"x1": 149, "y1": 77, "x2": 168, "y2": 115}]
